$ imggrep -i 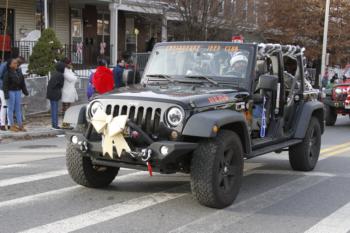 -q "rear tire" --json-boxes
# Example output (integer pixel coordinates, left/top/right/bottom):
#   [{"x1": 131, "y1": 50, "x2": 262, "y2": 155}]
[
  {"x1": 66, "y1": 143, "x2": 119, "y2": 188},
  {"x1": 190, "y1": 130, "x2": 243, "y2": 209},
  {"x1": 325, "y1": 105, "x2": 337, "y2": 126},
  {"x1": 289, "y1": 117, "x2": 321, "y2": 171}
]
